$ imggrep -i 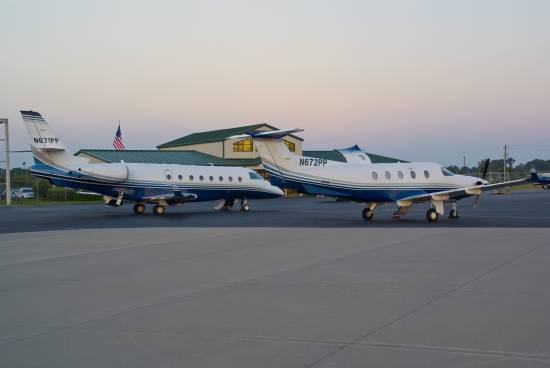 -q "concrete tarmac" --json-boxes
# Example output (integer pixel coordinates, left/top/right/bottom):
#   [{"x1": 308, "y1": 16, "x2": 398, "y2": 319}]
[
  {"x1": 0, "y1": 190, "x2": 549, "y2": 234},
  {"x1": 0, "y1": 190, "x2": 549, "y2": 367}
]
